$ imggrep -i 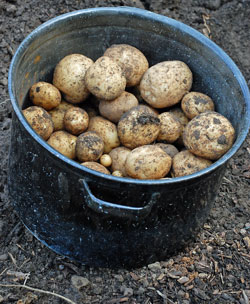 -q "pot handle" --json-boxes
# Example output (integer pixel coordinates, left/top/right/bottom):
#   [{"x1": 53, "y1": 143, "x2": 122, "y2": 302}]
[{"x1": 79, "y1": 179, "x2": 160, "y2": 220}]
